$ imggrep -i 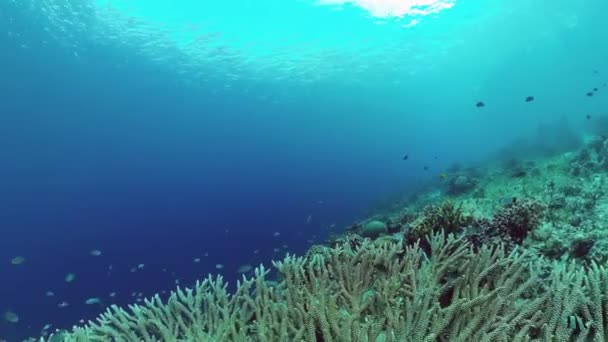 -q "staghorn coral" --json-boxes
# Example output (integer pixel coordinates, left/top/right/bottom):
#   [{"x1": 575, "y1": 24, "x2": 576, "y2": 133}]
[{"x1": 41, "y1": 231, "x2": 608, "y2": 342}]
